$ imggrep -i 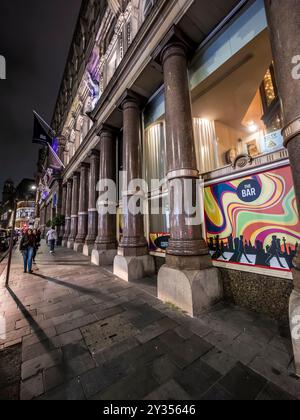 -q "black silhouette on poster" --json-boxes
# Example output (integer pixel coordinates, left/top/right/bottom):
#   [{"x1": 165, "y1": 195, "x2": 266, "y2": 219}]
[{"x1": 208, "y1": 234, "x2": 298, "y2": 269}]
